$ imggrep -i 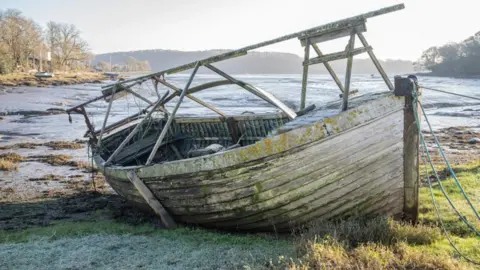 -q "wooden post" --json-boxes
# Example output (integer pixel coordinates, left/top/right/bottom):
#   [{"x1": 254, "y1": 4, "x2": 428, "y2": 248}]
[
  {"x1": 145, "y1": 62, "x2": 201, "y2": 165},
  {"x1": 300, "y1": 39, "x2": 310, "y2": 110},
  {"x1": 342, "y1": 33, "x2": 356, "y2": 111},
  {"x1": 357, "y1": 32, "x2": 394, "y2": 90},
  {"x1": 97, "y1": 85, "x2": 117, "y2": 147},
  {"x1": 127, "y1": 170, "x2": 177, "y2": 228},
  {"x1": 396, "y1": 76, "x2": 420, "y2": 224},
  {"x1": 311, "y1": 44, "x2": 344, "y2": 93}
]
